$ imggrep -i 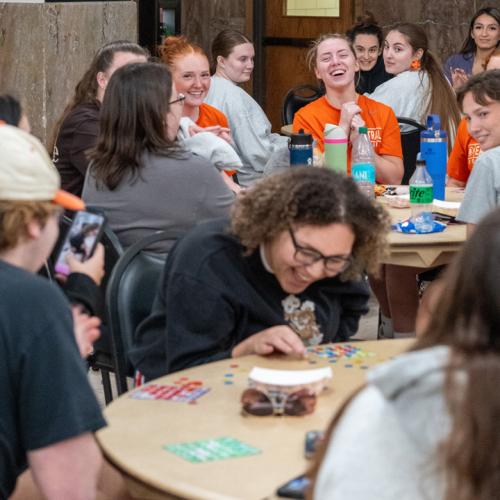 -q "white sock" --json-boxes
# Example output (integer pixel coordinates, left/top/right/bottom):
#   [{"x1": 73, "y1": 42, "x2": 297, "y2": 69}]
[{"x1": 379, "y1": 314, "x2": 394, "y2": 339}]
